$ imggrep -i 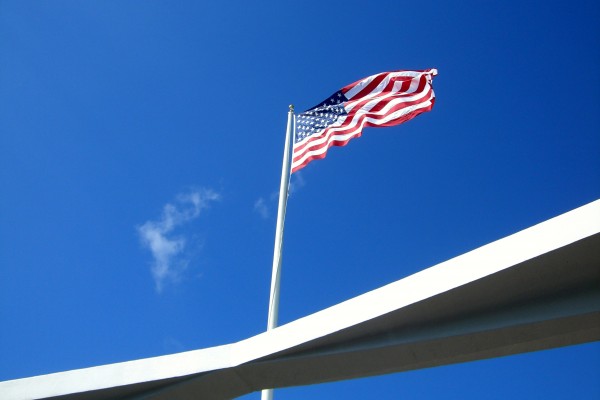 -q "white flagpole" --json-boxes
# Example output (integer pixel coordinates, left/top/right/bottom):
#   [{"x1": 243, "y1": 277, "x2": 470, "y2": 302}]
[{"x1": 261, "y1": 105, "x2": 295, "y2": 400}]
